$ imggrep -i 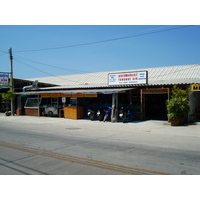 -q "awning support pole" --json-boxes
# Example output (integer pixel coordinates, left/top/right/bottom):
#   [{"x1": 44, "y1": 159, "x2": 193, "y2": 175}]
[
  {"x1": 38, "y1": 95, "x2": 40, "y2": 117},
  {"x1": 111, "y1": 93, "x2": 118, "y2": 123}
]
